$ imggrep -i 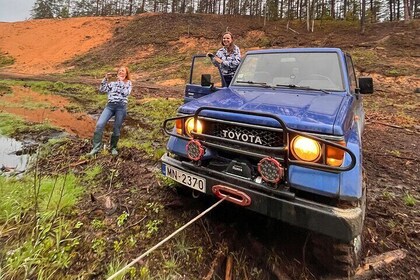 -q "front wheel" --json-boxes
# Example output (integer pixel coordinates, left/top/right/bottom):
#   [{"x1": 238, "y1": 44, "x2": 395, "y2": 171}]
[{"x1": 311, "y1": 233, "x2": 363, "y2": 277}]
